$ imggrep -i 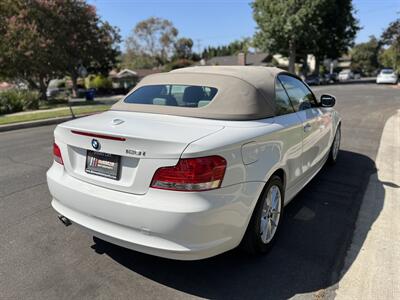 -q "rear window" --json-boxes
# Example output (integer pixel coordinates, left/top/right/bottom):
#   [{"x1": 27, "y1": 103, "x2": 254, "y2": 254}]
[
  {"x1": 124, "y1": 85, "x2": 218, "y2": 108},
  {"x1": 381, "y1": 69, "x2": 394, "y2": 74}
]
